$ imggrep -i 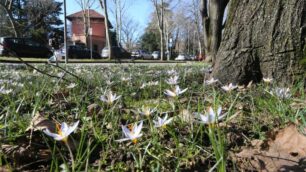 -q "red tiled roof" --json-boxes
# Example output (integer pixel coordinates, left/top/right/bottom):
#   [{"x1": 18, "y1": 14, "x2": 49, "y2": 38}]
[{"x1": 67, "y1": 9, "x2": 105, "y2": 20}]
